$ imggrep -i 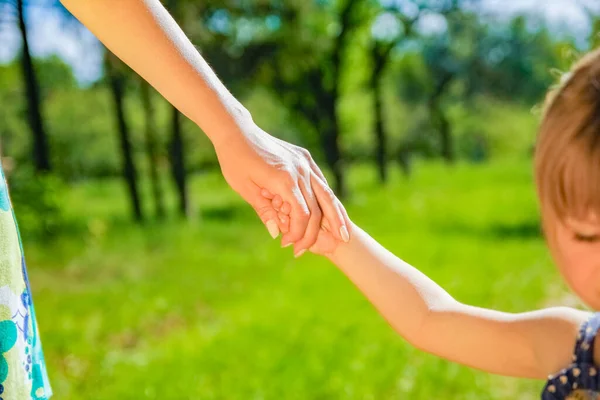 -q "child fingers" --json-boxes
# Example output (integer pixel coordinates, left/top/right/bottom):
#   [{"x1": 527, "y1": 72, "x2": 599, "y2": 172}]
[
  {"x1": 261, "y1": 188, "x2": 274, "y2": 199},
  {"x1": 280, "y1": 201, "x2": 291, "y2": 215},
  {"x1": 272, "y1": 194, "x2": 283, "y2": 210},
  {"x1": 278, "y1": 212, "x2": 290, "y2": 234}
]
